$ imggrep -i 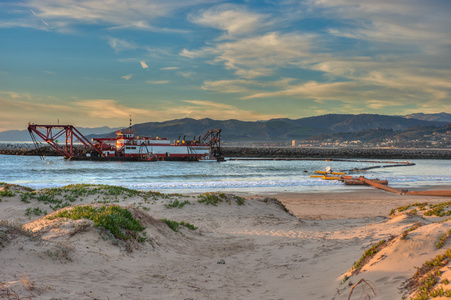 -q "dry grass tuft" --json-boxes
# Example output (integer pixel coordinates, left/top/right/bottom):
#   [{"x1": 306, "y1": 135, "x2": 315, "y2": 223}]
[
  {"x1": 45, "y1": 242, "x2": 74, "y2": 262},
  {"x1": 19, "y1": 274, "x2": 34, "y2": 292},
  {"x1": 0, "y1": 286, "x2": 34, "y2": 299},
  {"x1": 347, "y1": 279, "x2": 376, "y2": 300}
]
